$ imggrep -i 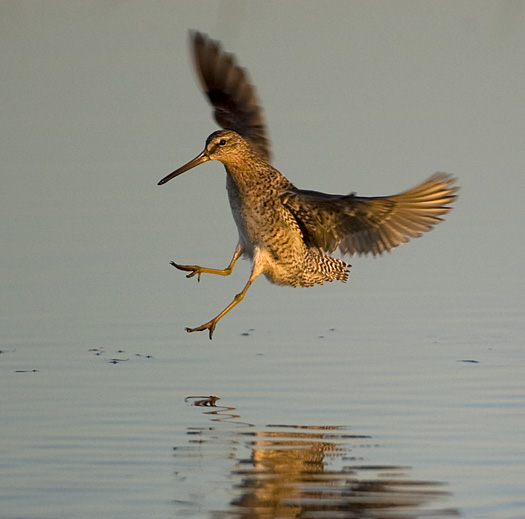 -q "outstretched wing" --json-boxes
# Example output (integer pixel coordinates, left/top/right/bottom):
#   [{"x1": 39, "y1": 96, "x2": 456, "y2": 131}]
[
  {"x1": 191, "y1": 31, "x2": 271, "y2": 162},
  {"x1": 282, "y1": 173, "x2": 458, "y2": 256}
]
